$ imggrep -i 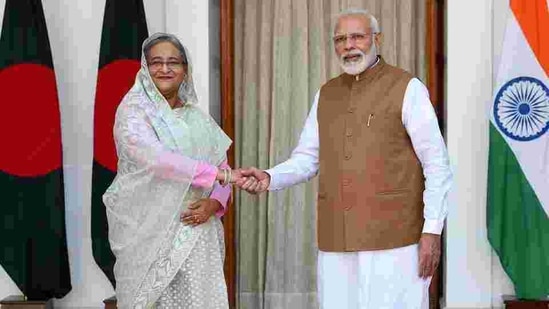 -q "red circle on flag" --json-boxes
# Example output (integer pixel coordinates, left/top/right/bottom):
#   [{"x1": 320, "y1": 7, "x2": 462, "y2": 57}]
[
  {"x1": 94, "y1": 59, "x2": 141, "y2": 172},
  {"x1": 0, "y1": 64, "x2": 62, "y2": 177}
]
